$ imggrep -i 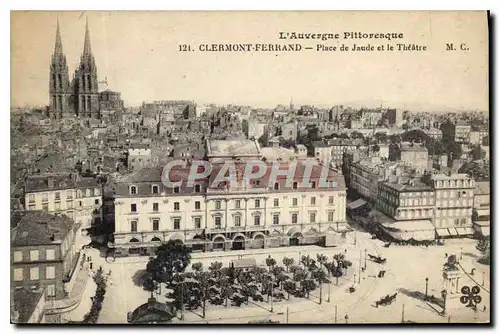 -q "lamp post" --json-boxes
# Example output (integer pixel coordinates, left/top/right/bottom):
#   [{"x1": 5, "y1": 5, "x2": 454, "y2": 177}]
[
  {"x1": 327, "y1": 281, "x2": 331, "y2": 303},
  {"x1": 354, "y1": 230, "x2": 357, "y2": 245},
  {"x1": 460, "y1": 247, "x2": 463, "y2": 261},
  {"x1": 425, "y1": 277, "x2": 429, "y2": 301},
  {"x1": 482, "y1": 271, "x2": 485, "y2": 286},
  {"x1": 353, "y1": 273, "x2": 356, "y2": 285},
  {"x1": 270, "y1": 277, "x2": 274, "y2": 313},
  {"x1": 364, "y1": 249, "x2": 367, "y2": 269}
]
